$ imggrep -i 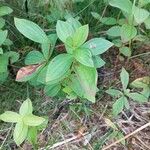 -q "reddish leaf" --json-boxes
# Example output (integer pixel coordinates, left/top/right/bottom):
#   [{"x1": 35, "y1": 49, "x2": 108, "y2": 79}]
[{"x1": 16, "y1": 64, "x2": 41, "y2": 81}]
